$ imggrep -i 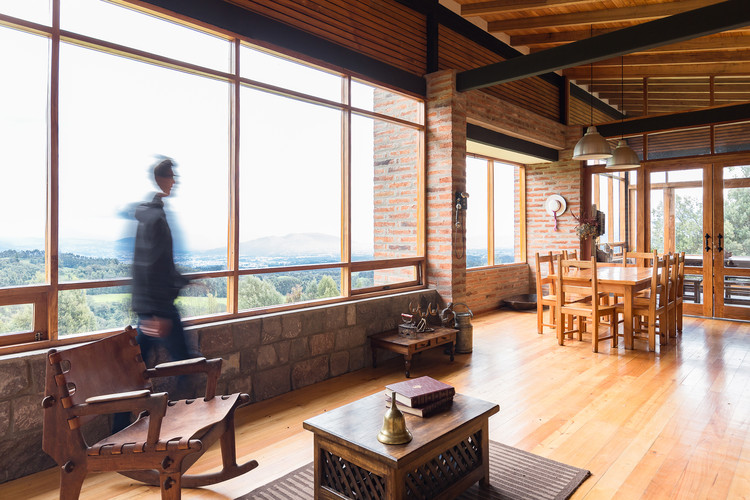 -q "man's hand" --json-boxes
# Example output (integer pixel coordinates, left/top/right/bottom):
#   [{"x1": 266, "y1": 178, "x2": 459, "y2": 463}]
[{"x1": 140, "y1": 316, "x2": 172, "y2": 338}]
